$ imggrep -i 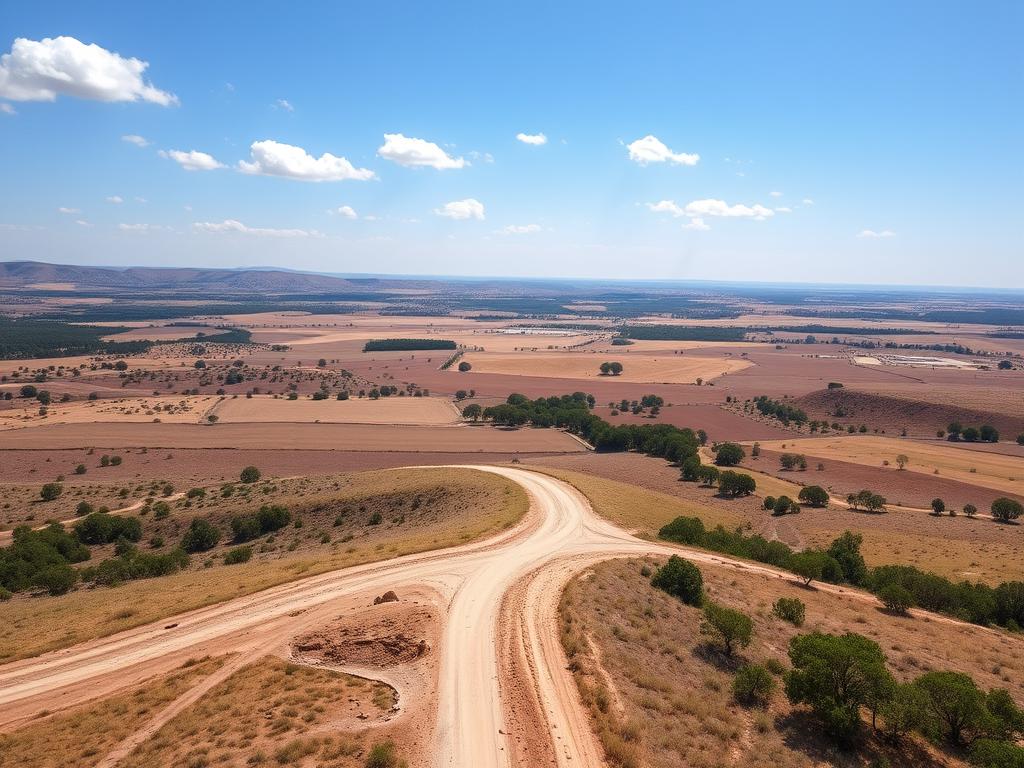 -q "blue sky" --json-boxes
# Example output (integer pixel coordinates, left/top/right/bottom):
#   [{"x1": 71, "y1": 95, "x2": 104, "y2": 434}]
[{"x1": 1, "y1": 1, "x2": 1021, "y2": 286}]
